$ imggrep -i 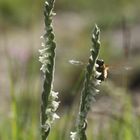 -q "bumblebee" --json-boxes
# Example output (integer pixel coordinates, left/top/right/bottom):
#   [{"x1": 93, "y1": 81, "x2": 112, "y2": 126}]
[{"x1": 95, "y1": 59, "x2": 109, "y2": 81}]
